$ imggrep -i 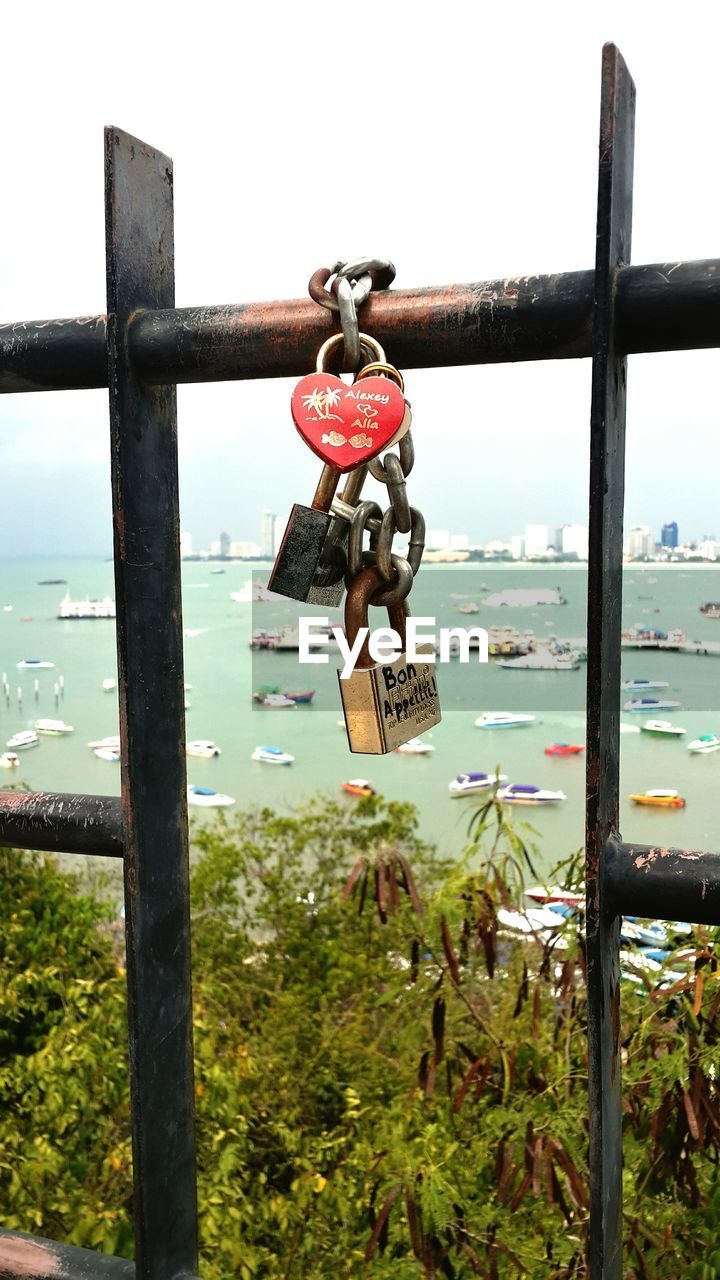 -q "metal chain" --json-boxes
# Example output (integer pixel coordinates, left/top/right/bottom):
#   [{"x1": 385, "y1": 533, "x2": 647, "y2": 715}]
[{"x1": 308, "y1": 257, "x2": 395, "y2": 371}]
